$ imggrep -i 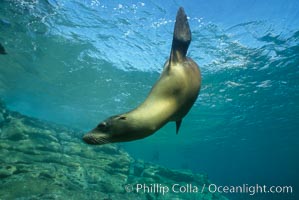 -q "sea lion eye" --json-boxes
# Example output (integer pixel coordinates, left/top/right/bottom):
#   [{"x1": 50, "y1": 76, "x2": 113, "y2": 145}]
[{"x1": 97, "y1": 122, "x2": 107, "y2": 129}]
